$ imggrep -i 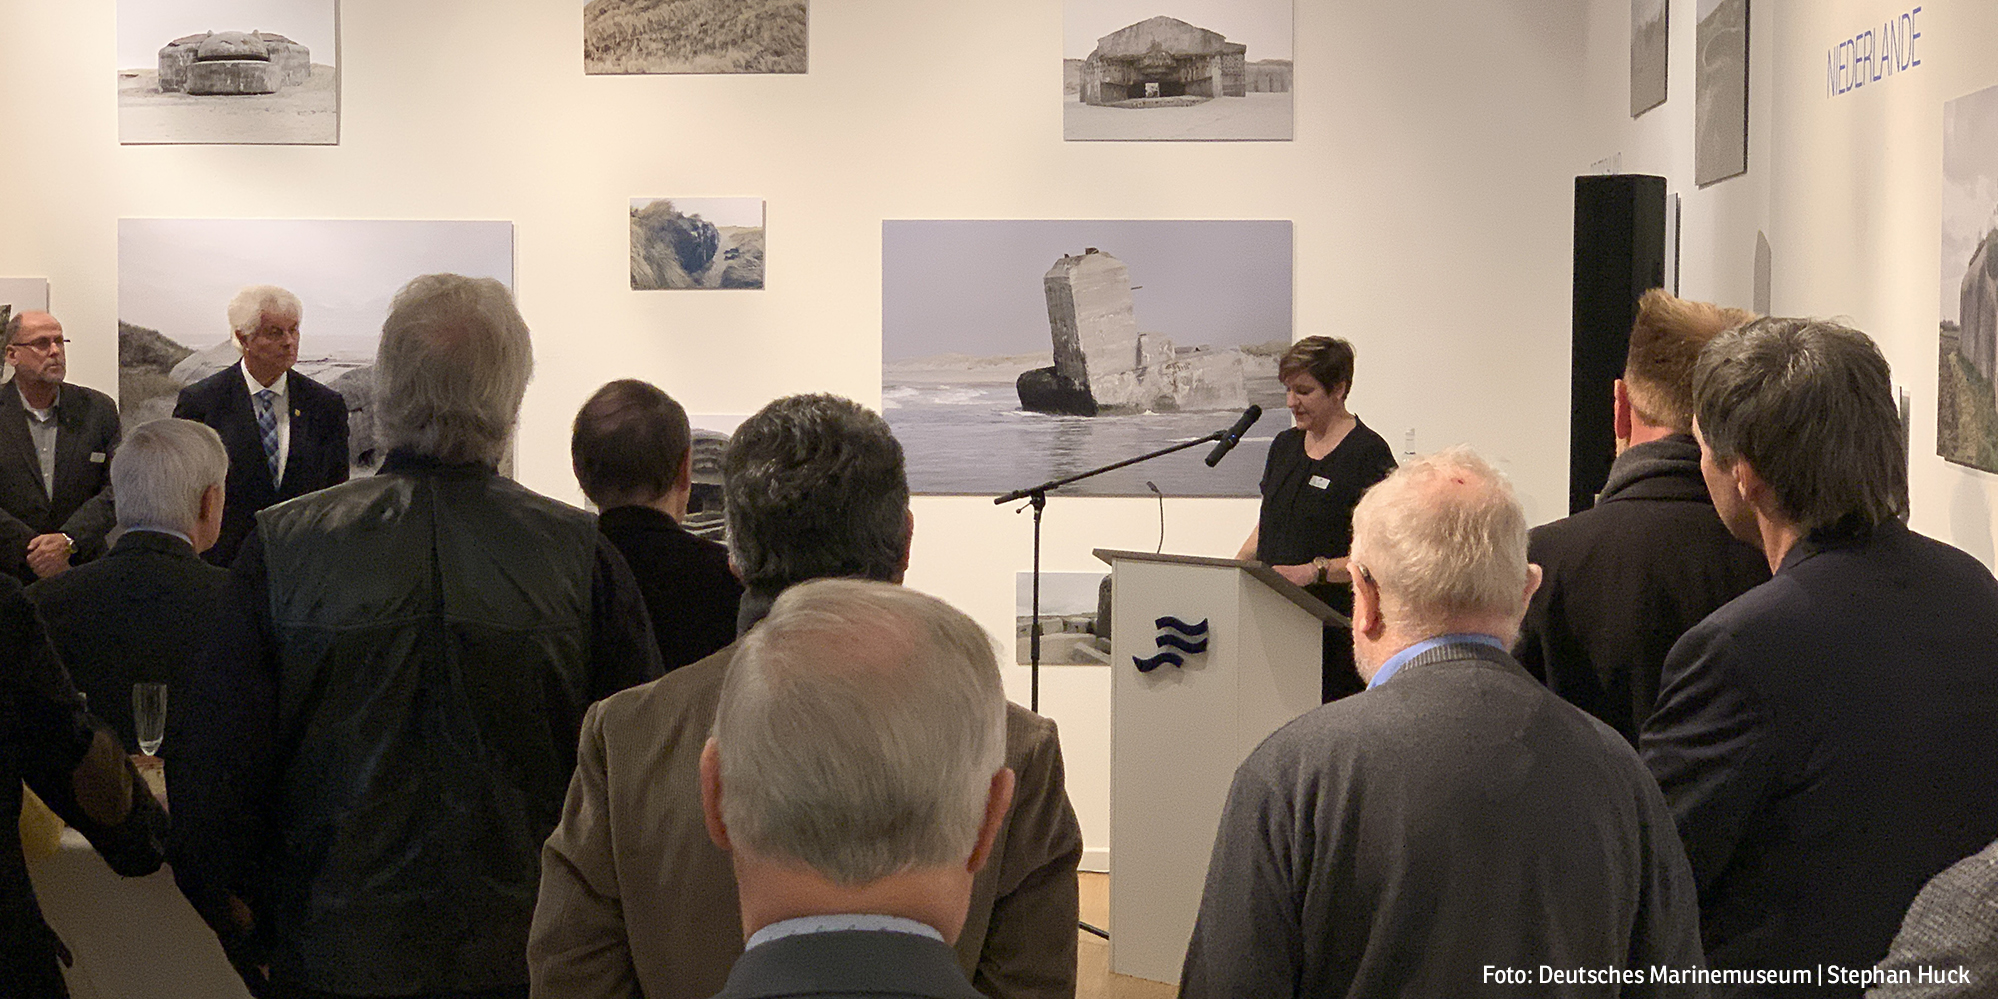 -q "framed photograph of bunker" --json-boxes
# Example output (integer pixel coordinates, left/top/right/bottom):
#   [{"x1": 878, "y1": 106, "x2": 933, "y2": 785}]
[
  {"x1": 118, "y1": 0, "x2": 338, "y2": 145},
  {"x1": 883, "y1": 220, "x2": 1292, "y2": 498},
  {"x1": 1064, "y1": 0, "x2": 1293, "y2": 141},
  {"x1": 1017, "y1": 571, "x2": 1112, "y2": 666},
  {"x1": 1631, "y1": 0, "x2": 1667, "y2": 117},
  {"x1": 1938, "y1": 83, "x2": 1998, "y2": 473},
  {"x1": 1693, "y1": 0, "x2": 1748, "y2": 186},
  {"x1": 585, "y1": 0, "x2": 807, "y2": 75},
  {"x1": 631, "y1": 199, "x2": 766, "y2": 290},
  {"x1": 118, "y1": 219, "x2": 514, "y2": 475}
]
